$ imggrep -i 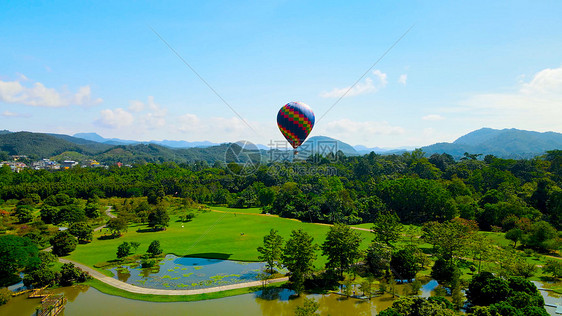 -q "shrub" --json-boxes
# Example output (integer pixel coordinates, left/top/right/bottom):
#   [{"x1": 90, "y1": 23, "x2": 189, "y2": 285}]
[
  {"x1": 147, "y1": 240, "x2": 162, "y2": 257},
  {"x1": 0, "y1": 287, "x2": 11, "y2": 305}
]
